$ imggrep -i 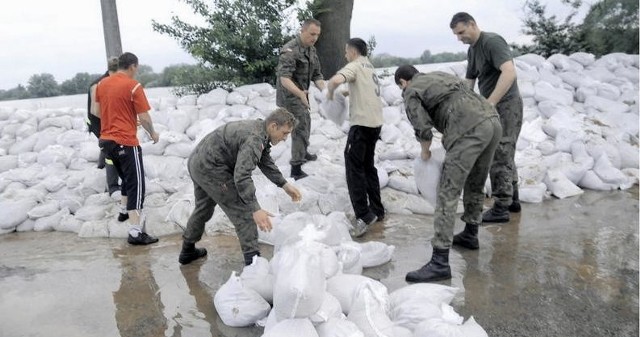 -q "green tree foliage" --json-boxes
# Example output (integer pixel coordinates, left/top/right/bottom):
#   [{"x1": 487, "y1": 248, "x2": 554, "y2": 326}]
[
  {"x1": 512, "y1": 0, "x2": 584, "y2": 57},
  {"x1": 59, "y1": 72, "x2": 100, "y2": 95},
  {"x1": 0, "y1": 85, "x2": 31, "y2": 101},
  {"x1": 27, "y1": 73, "x2": 60, "y2": 98},
  {"x1": 152, "y1": 0, "x2": 298, "y2": 93},
  {"x1": 136, "y1": 64, "x2": 162, "y2": 88},
  {"x1": 513, "y1": 0, "x2": 639, "y2": 57},
  {"x1": 580, "y1": 0, "x2": 639, "y2": 56}
]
